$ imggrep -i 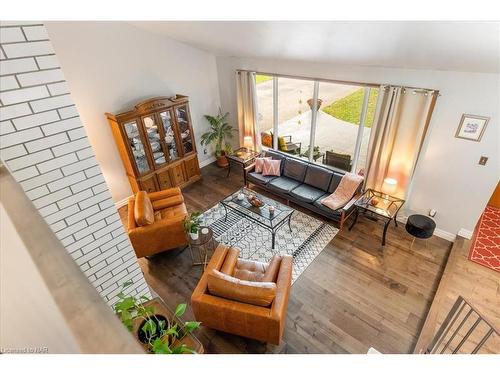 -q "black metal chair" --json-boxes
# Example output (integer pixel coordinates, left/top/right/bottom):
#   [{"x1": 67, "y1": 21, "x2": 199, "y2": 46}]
[{"x1": 322, "y1": 150, "x2": 352, "y2": 172}]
